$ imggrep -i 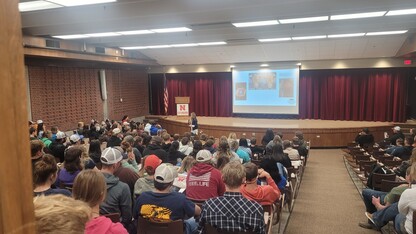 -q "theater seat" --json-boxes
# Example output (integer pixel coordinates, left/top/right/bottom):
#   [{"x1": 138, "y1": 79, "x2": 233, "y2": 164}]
[{"x1": 137, "y1": 217, "x2": 183, "y2": 234}]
